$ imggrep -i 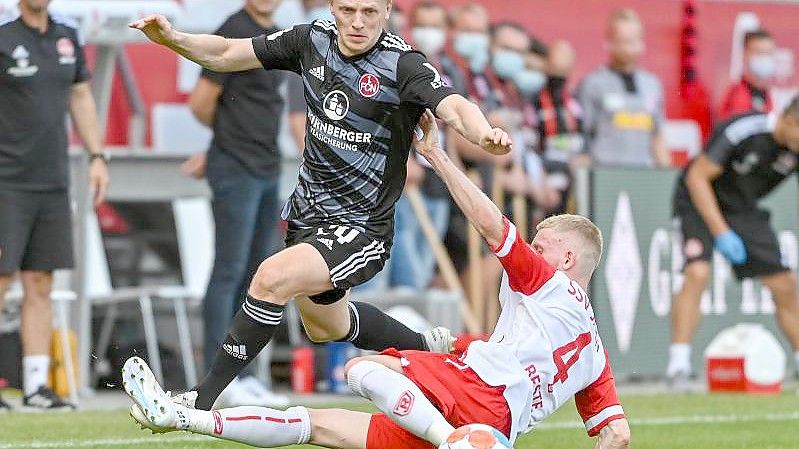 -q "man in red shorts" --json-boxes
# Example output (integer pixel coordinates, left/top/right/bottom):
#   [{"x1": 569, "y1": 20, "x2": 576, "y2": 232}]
[{"x1": 122, "y1": 110, "x2": 630, "y2": 449}]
